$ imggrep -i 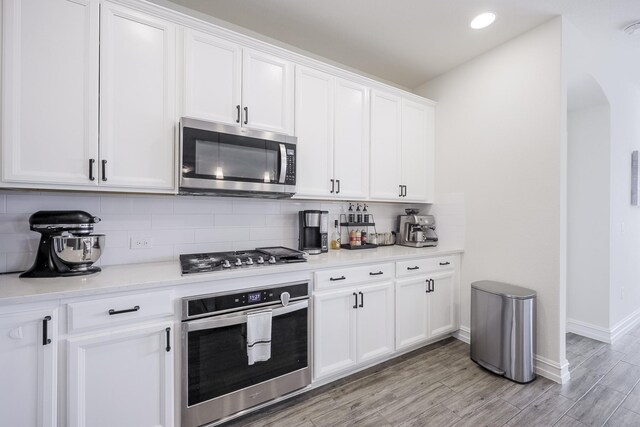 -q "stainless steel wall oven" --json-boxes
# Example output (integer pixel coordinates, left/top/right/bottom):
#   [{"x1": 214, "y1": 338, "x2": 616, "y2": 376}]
[{"x1": 180, "y1": 282, "x2": 310, "y2": 427}]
